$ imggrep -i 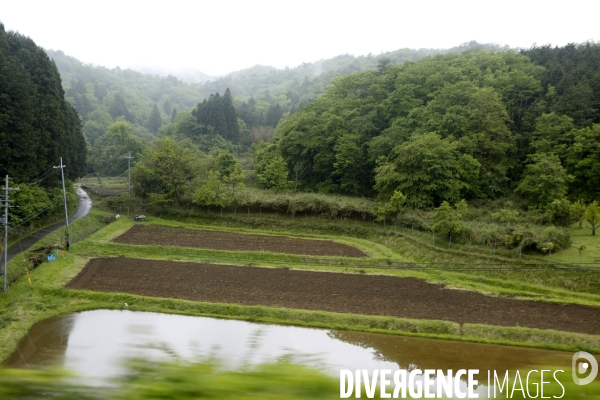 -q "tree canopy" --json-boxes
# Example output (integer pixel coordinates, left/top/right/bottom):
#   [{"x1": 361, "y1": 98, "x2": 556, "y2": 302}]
[
  {"x1": 191, "y1": 89, "x2": 239, "y2": 142},
  {"x1": 255, "y1": 45, "x2": 600, "y2": 210},
  {"x1": 0, "y1": 23, "x2": 86, "y2": 183}
]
